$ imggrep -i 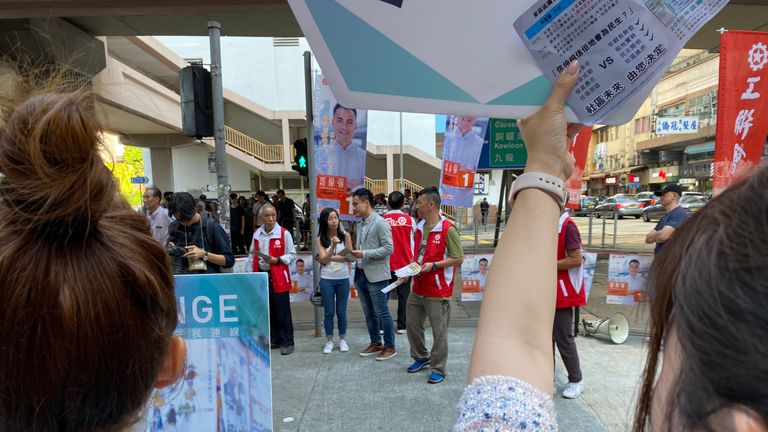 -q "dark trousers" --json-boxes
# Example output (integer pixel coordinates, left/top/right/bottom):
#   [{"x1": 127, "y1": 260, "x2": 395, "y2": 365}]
[
  {"x1": 553, "y1": 307, "x2": 582, "y2": 383},
  {"x1": 481, "y1": 211, "x2": 488, "y2": 226},
  {"x1": 231, "y1": 231, "x2": 246, "y2": 255},
  {"x1": 390, "y1": 272, "x2": 411, "y2": 330},
  {"x1": 268, "y1": 275, "x2": 294, "y2": 347}
]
